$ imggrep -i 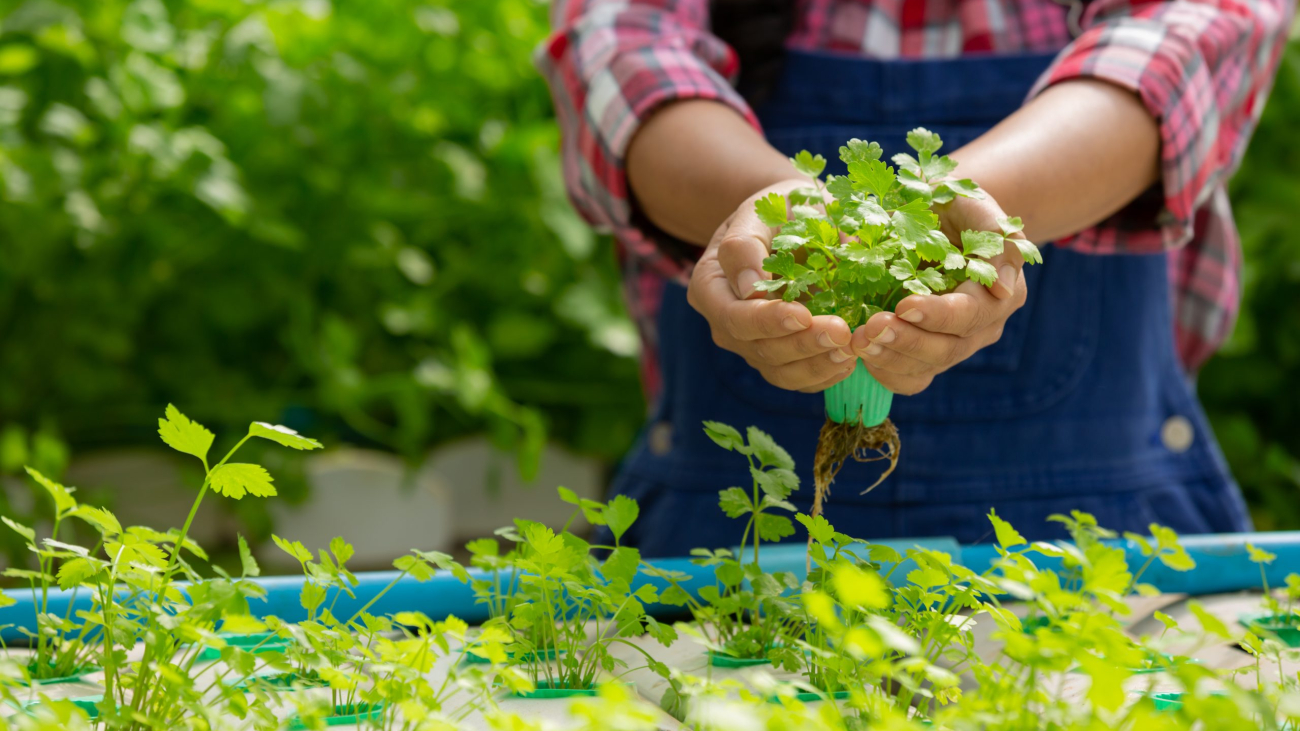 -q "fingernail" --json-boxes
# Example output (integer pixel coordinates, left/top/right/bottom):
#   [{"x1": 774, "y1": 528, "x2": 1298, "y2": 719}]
[
  {"x1": 865, "y1": 344, "x2": 883, "y2": 357},
  {"x1": 873, "y1": 327, "x2": 896, "y2": 344},
  {"x1": 900, "y1": 310, "x2": 923, "y2": 324},
  {"x1": 818, "y1": 331, "x2": 847, "y2": 348},
  {"x1": 736, "y1": 269, "x2": 760, "y2": 298},
  {"x1": 997, "y1": 265, "x2": 1016, "y2": 295},
  {"x1": 783, "y1": 316, "x2": 805, "y2": 332},
  {"x1": 829, "y1": 348, "x2": 853, "y2": 363}
]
